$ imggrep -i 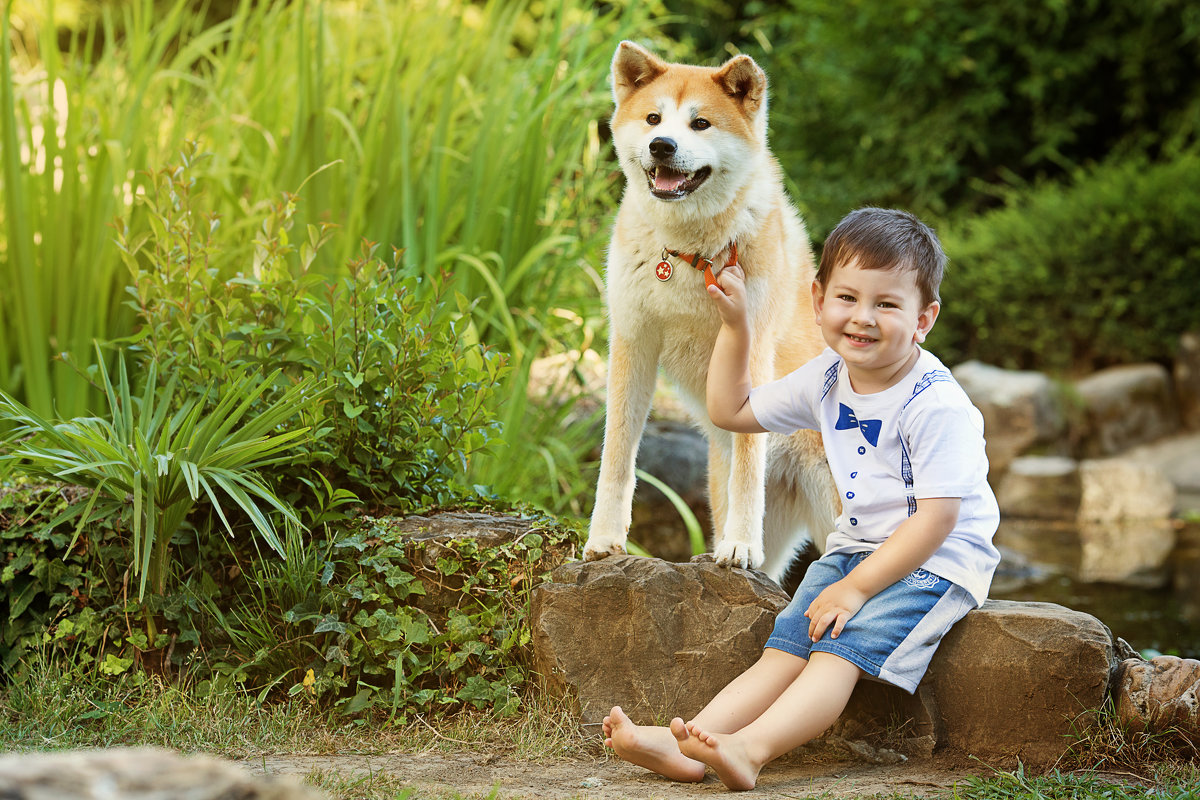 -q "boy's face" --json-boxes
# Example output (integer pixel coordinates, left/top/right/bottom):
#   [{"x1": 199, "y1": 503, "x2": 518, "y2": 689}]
[{"x1": 811, "y1": 258, "x2": 940, "y2": 393}]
